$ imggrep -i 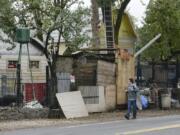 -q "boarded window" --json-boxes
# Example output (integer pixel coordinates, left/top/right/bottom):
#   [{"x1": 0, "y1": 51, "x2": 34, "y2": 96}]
[
  {"x1": 29, "y1": 61, "x2": 39, "y2": 69},
  {"x1": 8, "y1": 60, "x2": 17, "y2": 68}
]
